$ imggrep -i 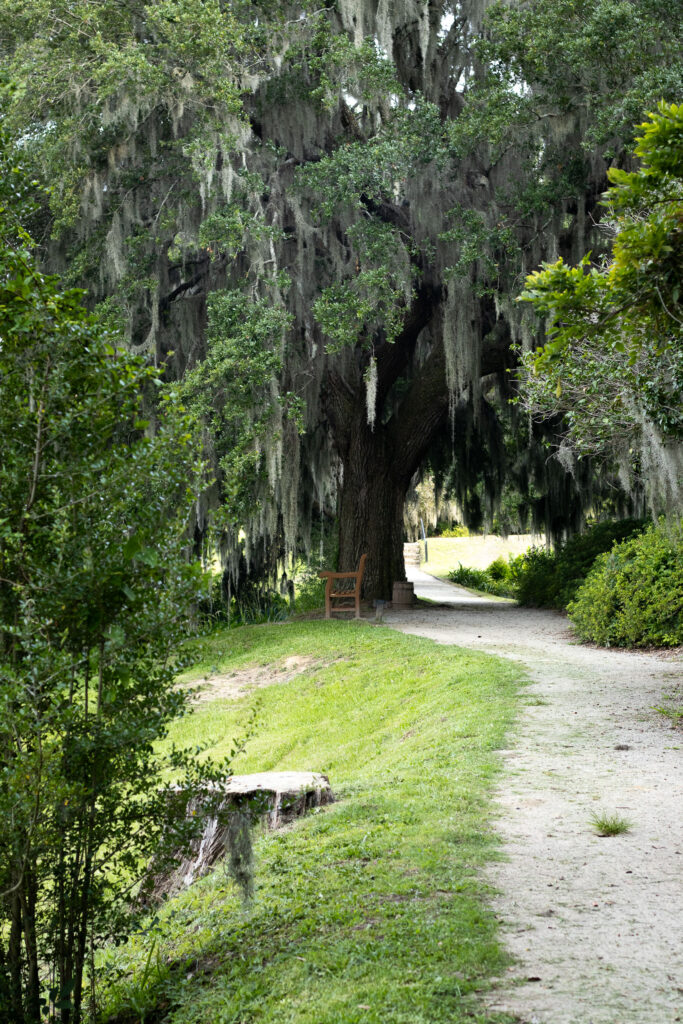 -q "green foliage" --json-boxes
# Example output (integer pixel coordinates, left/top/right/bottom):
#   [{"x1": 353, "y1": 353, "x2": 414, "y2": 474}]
[
  {"x1": 486, "y1": 556, "x2": 511, "y2": 582},
  {"x1": 508, "y1": 547, "x2": 559, "y2": 608},
  {"x1": 0, "y1": 0, "x2": 247, "y2": 228},
  {"x1": 590, "y1": 812, "x2": 633, "y2": 837},
  {"x1": 477, "y1": 0, "x2": 683, "y2": 151},
  {"x1": 198, "y1": 574, "x2": 289, "y2": 627},
  {"x1": 438, "y1": 523, "x2": 470, "y2": 538},
  {"x1": 98, "y1": 620, "x2": 522, "y2": 1024},
  {"x1": 511, "y1": 519, "x2": 647, "y2": 608},
  {"x1": 520, "y1": 103, "x2": 683, "y2": 489},
  {"x1": 312, "y1": 219, "x2": 414, "y2": 351},
  {"x1": 440, "y1": 207, "x2": 519, "y2": 294},
  {"x1": 448, "y1": 562, "x2": 514, "y2": 598},
  {"x1": 230, "y1": 582, "x2": 290, "y2": 626},
  {"x1": 0, "y1": 156, "x2": 236, "y2": 1021},
  {"x1": 1, "y1": 0, "x2": 680, "y2": 597},
  {"x1": 299, "y1": 101, "x2": 440, "y2": 349},
  {"x1": 180, "y1": 288, "x2": 294, "y2": 527},
  {"x1": 568, "y1": 520, "x2": 683, "y2": 647},
  {"x1": 291, "y1": 568, "x2": 327, "y2": 614}
]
